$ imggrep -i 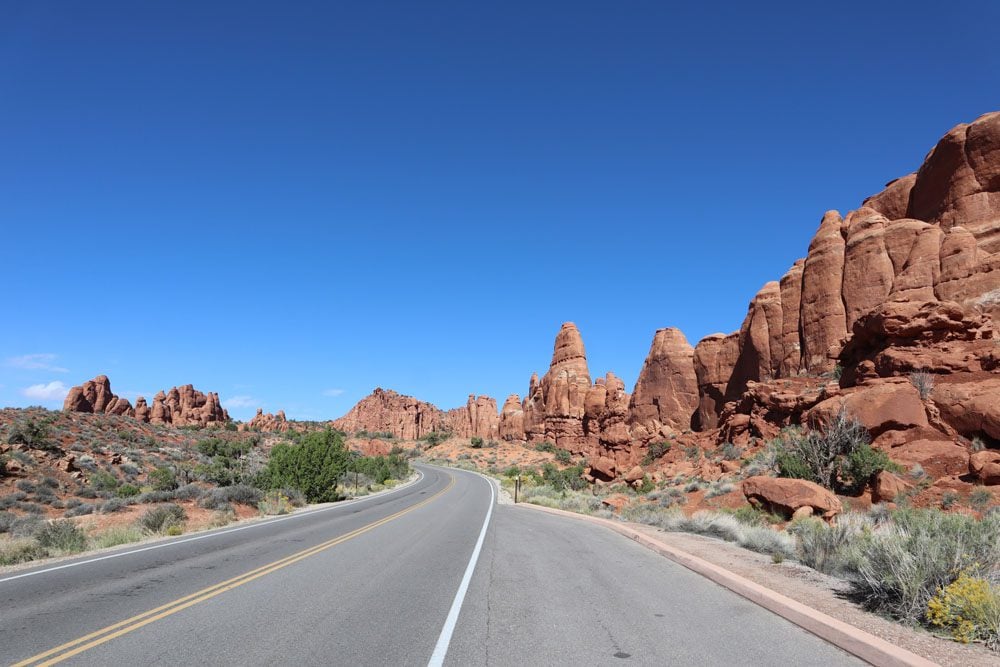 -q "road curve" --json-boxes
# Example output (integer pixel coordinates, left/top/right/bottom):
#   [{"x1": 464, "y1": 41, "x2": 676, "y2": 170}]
[{"x1": 1, "y1": 465, "x2": 861, "y2": 666}]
